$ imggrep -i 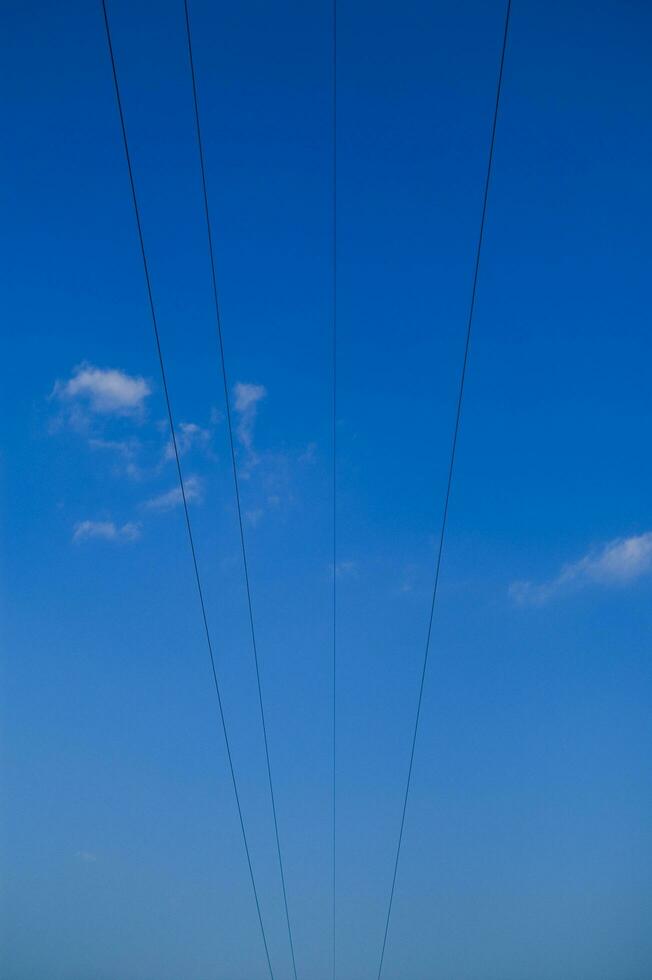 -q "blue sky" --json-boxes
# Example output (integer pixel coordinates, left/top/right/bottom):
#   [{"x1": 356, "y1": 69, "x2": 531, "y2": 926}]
[{"x1": 2, "y1": 1, "x2": 652, "y2": 978}]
